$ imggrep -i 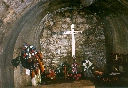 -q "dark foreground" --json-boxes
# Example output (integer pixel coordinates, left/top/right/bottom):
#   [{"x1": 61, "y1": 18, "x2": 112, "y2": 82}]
[{"x1": 24, "y1": 77, "x2": 128, "y2": 88}]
